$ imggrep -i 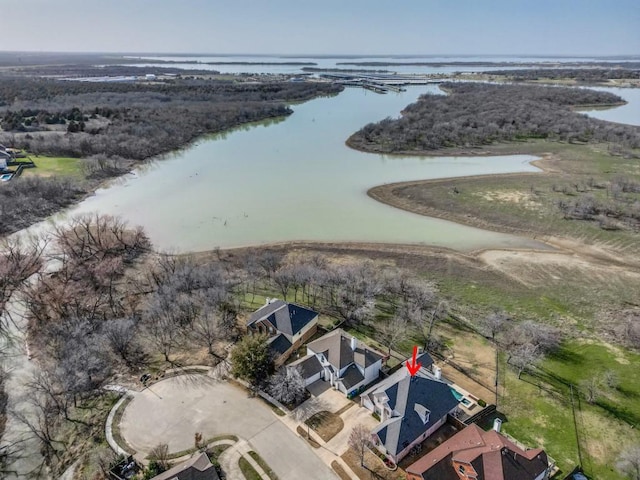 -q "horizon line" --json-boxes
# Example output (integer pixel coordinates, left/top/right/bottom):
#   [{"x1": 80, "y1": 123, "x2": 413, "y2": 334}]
[{"x1": 1, "y1": 50, "x2": 639, "y2": 59}]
